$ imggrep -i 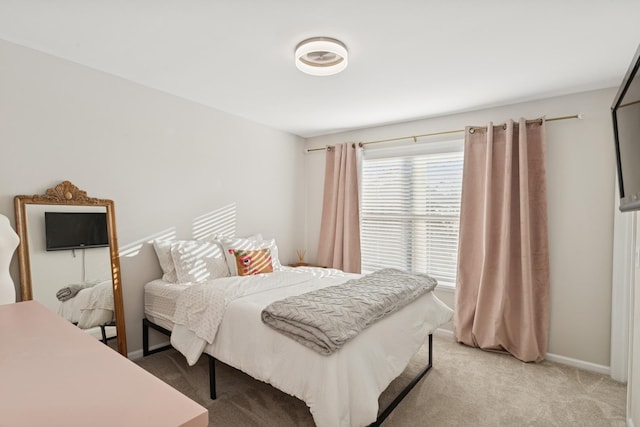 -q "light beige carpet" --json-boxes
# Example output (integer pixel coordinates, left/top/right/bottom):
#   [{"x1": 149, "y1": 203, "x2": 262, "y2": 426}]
[{"x1": 135, "y1": 335, "x2": 626, "y2": 426}]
